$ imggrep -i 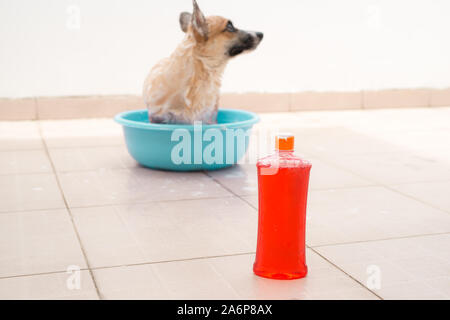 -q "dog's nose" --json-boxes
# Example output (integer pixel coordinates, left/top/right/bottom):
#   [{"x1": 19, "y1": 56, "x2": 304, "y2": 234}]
[{"x1": 256, "y1": 32, "x2": 264, "y2": 41}]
